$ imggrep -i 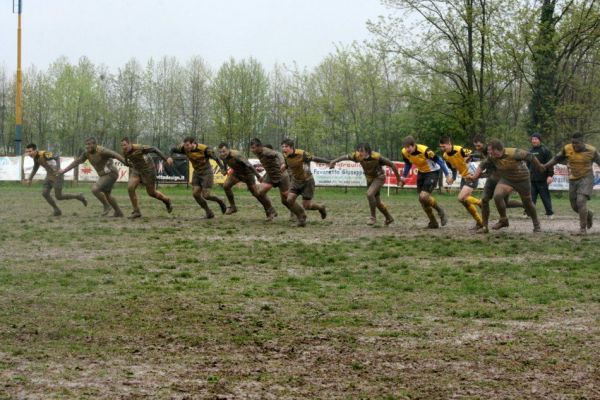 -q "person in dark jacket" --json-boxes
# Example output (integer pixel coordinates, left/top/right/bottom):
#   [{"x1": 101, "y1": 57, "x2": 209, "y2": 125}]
[{"x1": 528, "y1": 133, "x2": 554, "y2": 218}]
